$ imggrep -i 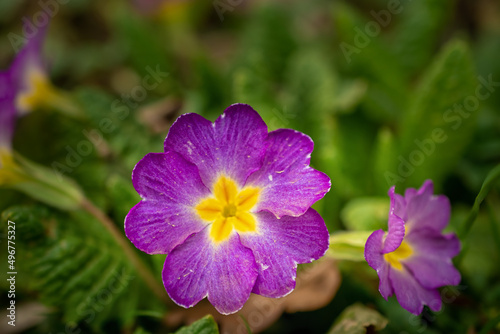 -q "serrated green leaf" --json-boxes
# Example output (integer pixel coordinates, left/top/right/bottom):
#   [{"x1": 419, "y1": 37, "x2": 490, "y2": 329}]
[
  {"x1": 1, "y1": 205, "x2": 140, "y2": 329},
  {"x1": 173, "y1": 315, "x2": 219, "y2": 334},
  {"x1": 328, "y1": 303, "x2": 388, "y2": 334},
  {"x1": 1, "y1": 206, "x2": 51, "y2": 243}
]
